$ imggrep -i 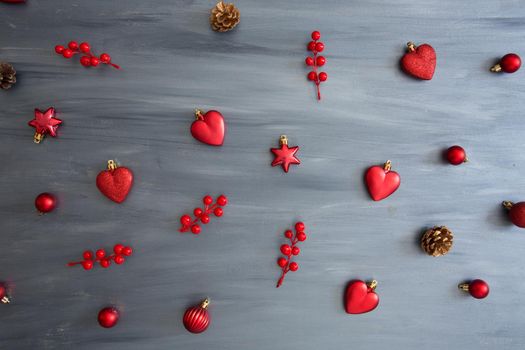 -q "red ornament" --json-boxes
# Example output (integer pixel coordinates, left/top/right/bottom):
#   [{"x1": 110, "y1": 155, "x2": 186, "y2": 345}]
[
  {"x1": 35, "y1": 192, "x2": 57, "y2": 213},
  {"x1": 459, "y1": 279, "x2": 490, "y2": 299},
  {"x1": 54, "y1": 41, "x2": 120, "y2": 69},
  {"x1": 98, "y1": 307, "x2": 120, "y2": 328},
  {"x1": 491, "y1": 53, "x2": 521, "y2": 73},
  {"x1": 28, "y1": 107, "x2": 62, "y2": 144},
  {"x1": 276, "y1": 222, "x2": 307, "y2": 288},
  {"x1": 344, "y1": 280, "x2": 379, "y2": 314},
  {"x1": 305, "y1": 31, "x2": 327, "y2": 100},
  {"x1": 0, "y1": 282, "x2": 11, "y2": 304},
  {"x1": 190, "y1": 109, "x2": 226, "y2": 146},
  {"x1": 183, "y1": 298, "x2": 211, "y2": 334},
  {"x1": 179, "y1": 195, "x2": 228, "y2": 234},
  {"x1": 365, "y1": 160, "x2": 400, "y2": 201},
  {"x1": 270, "y1": 135, "x2": 301, "y2": 173},
  {"x1": 96, "y1": 160, "x2": 134, "y2": 203},
  {"x1": 503, "y1": 201, "x2": 525, "y2": 228},
  {"x1": 68, "y1": 243, "x2": 133, "y2": 270},
  {"x1": 445, "y1": 145, "x2": 468, "y2": 165},
  {"x1": 400, "y1": 42, "x2": 436, "y2": 80}
]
